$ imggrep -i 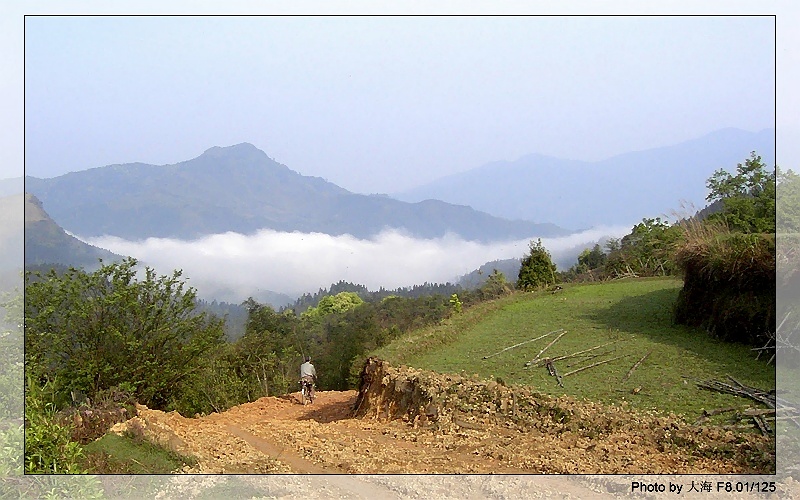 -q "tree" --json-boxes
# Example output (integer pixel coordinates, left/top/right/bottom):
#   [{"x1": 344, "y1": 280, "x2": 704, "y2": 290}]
[
  {"x1": 706, "y1": 151, "x2": 776, "y2": 233},
  {"x1": 561, "y1": 244, "x2": 608, "y2": 282},
  {"x1": 301, "y1": 291, "x2": 364, "y2": 322},
  {"x1": 516, "y1": 239, "x2": 557, "y2": 291},
  {"x1": 579, "y1": 244, "x2": 606, "y2": 270},
  {"x1": 449, "y1": 294, "x2": 463, "y2": 314},
  {"x1": 476, "y1": 269, "x2": 512, "y2": 300},
  {"x1": 24, "y1": 258, "x2": 225, "y2": 411},
  {"x1": 232, "y1": 299, "x2": 303, "y2": 400},
  {"x1": 777, "y1": 167, "x2": 800, "y2": 233},
  {"x1": 603, "y1": 217, "x2": 681, "y2": 277}
]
